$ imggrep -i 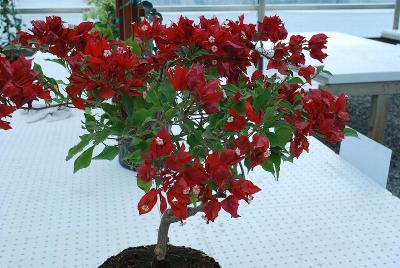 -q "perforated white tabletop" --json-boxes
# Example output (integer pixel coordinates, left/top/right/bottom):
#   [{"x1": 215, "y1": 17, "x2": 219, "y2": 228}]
[{"x1": 1, "y1": 109, "x2": 400, "y2": 268}]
